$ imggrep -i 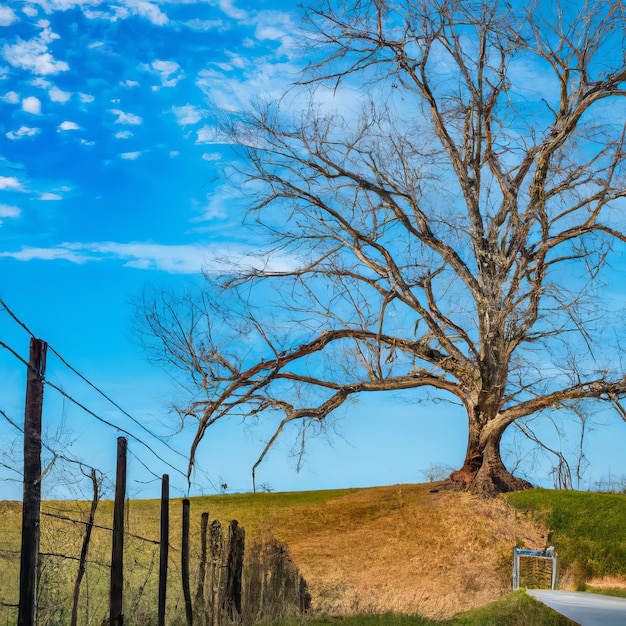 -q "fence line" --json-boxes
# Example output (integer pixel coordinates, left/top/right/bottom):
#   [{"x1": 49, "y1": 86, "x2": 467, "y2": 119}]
[{"x1": 0, "y1": 298, "x2": 312, "y2": 625}]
